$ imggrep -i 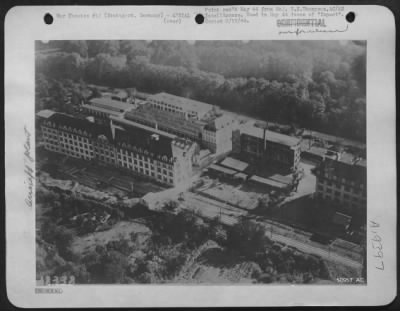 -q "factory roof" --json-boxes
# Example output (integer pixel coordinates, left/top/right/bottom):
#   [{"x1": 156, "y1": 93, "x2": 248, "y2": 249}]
[
  {"x1": 208, "y1": 164, "x2": 237, "y2": 176},
  {"x1": 110, "y1": 115, "x2": 177, "y2": 140},
  {"x1": 149, "y1": 92, "x2": 213, "y2": 115},
  {"x1": 111, "y1": 115, "x2": 194, "y2": 154},
  {"x1": 41, "y1": 111, "x2": 112, "y2": 139},
  {"x1": 318, "y1": 156, "x2": 366, "y2": 183},
  {"x1": 89, "y1": 97, "x2": 134, "y2": 113},
  {"x1": 220, "y1": 157, "x2": 249, "y2": 172},
  {"x1": 302, "y1": 129, "x2": 366, "y2": 149},
  {"x1": 125, "y1": 105, "x2": 204, "y2": 137},
  {"x1": 204, "y1": 114, "x2": 234, "y2": 131},
  {"x1": 36, "y1": 109, "x2": 56, "y2": 119},
  {"x1": 82, "y1": 103, "x2": 126, "y2": 117},
  {"x1": 114, "y1": 126, "x2": 174, "y2": 158},
  {"x1": 249, "y1": 175, "x2": 287, "y2": 189},
  {"x1": 240, "y1": 122, "x2": 300, "y2": 147}
]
